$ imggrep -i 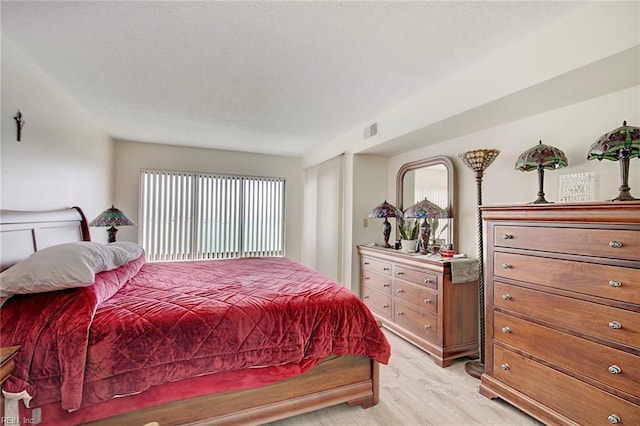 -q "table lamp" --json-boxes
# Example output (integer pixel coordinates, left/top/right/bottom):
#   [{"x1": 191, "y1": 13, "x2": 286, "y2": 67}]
[
  {"x1": 89, "y1": 205, "x2": 136, "y2": 243},
  {"x1": 403, "y1": 198, "x2": 447, "y2": 255},
  {"x1": 368, "y1": 200, "x2": 403, "y2": 248},
  {"x1": 587, "y1": 120, "x2": 640, "y2": 201},
  {"x1": 515, "y1": 140, "x2": 568, "y2": 203}
]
